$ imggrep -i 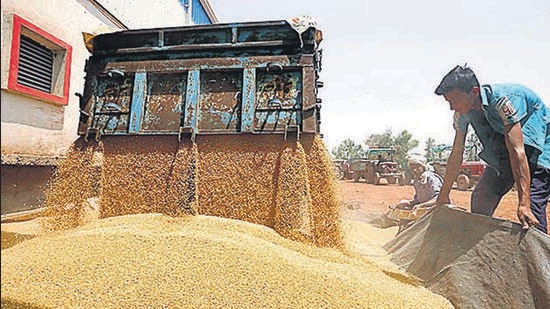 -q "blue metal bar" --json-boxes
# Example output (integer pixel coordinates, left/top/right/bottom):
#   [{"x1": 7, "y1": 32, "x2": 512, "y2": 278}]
[
  {"x1": 129, "y1": 72, "x2": 147, "y2": 133},
  {"x1": 184, "y1": 69, "x2": 200, "y2": 135},
  {"x1": 241, "y1": 68, "x2": 256, "y2": 132}
]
